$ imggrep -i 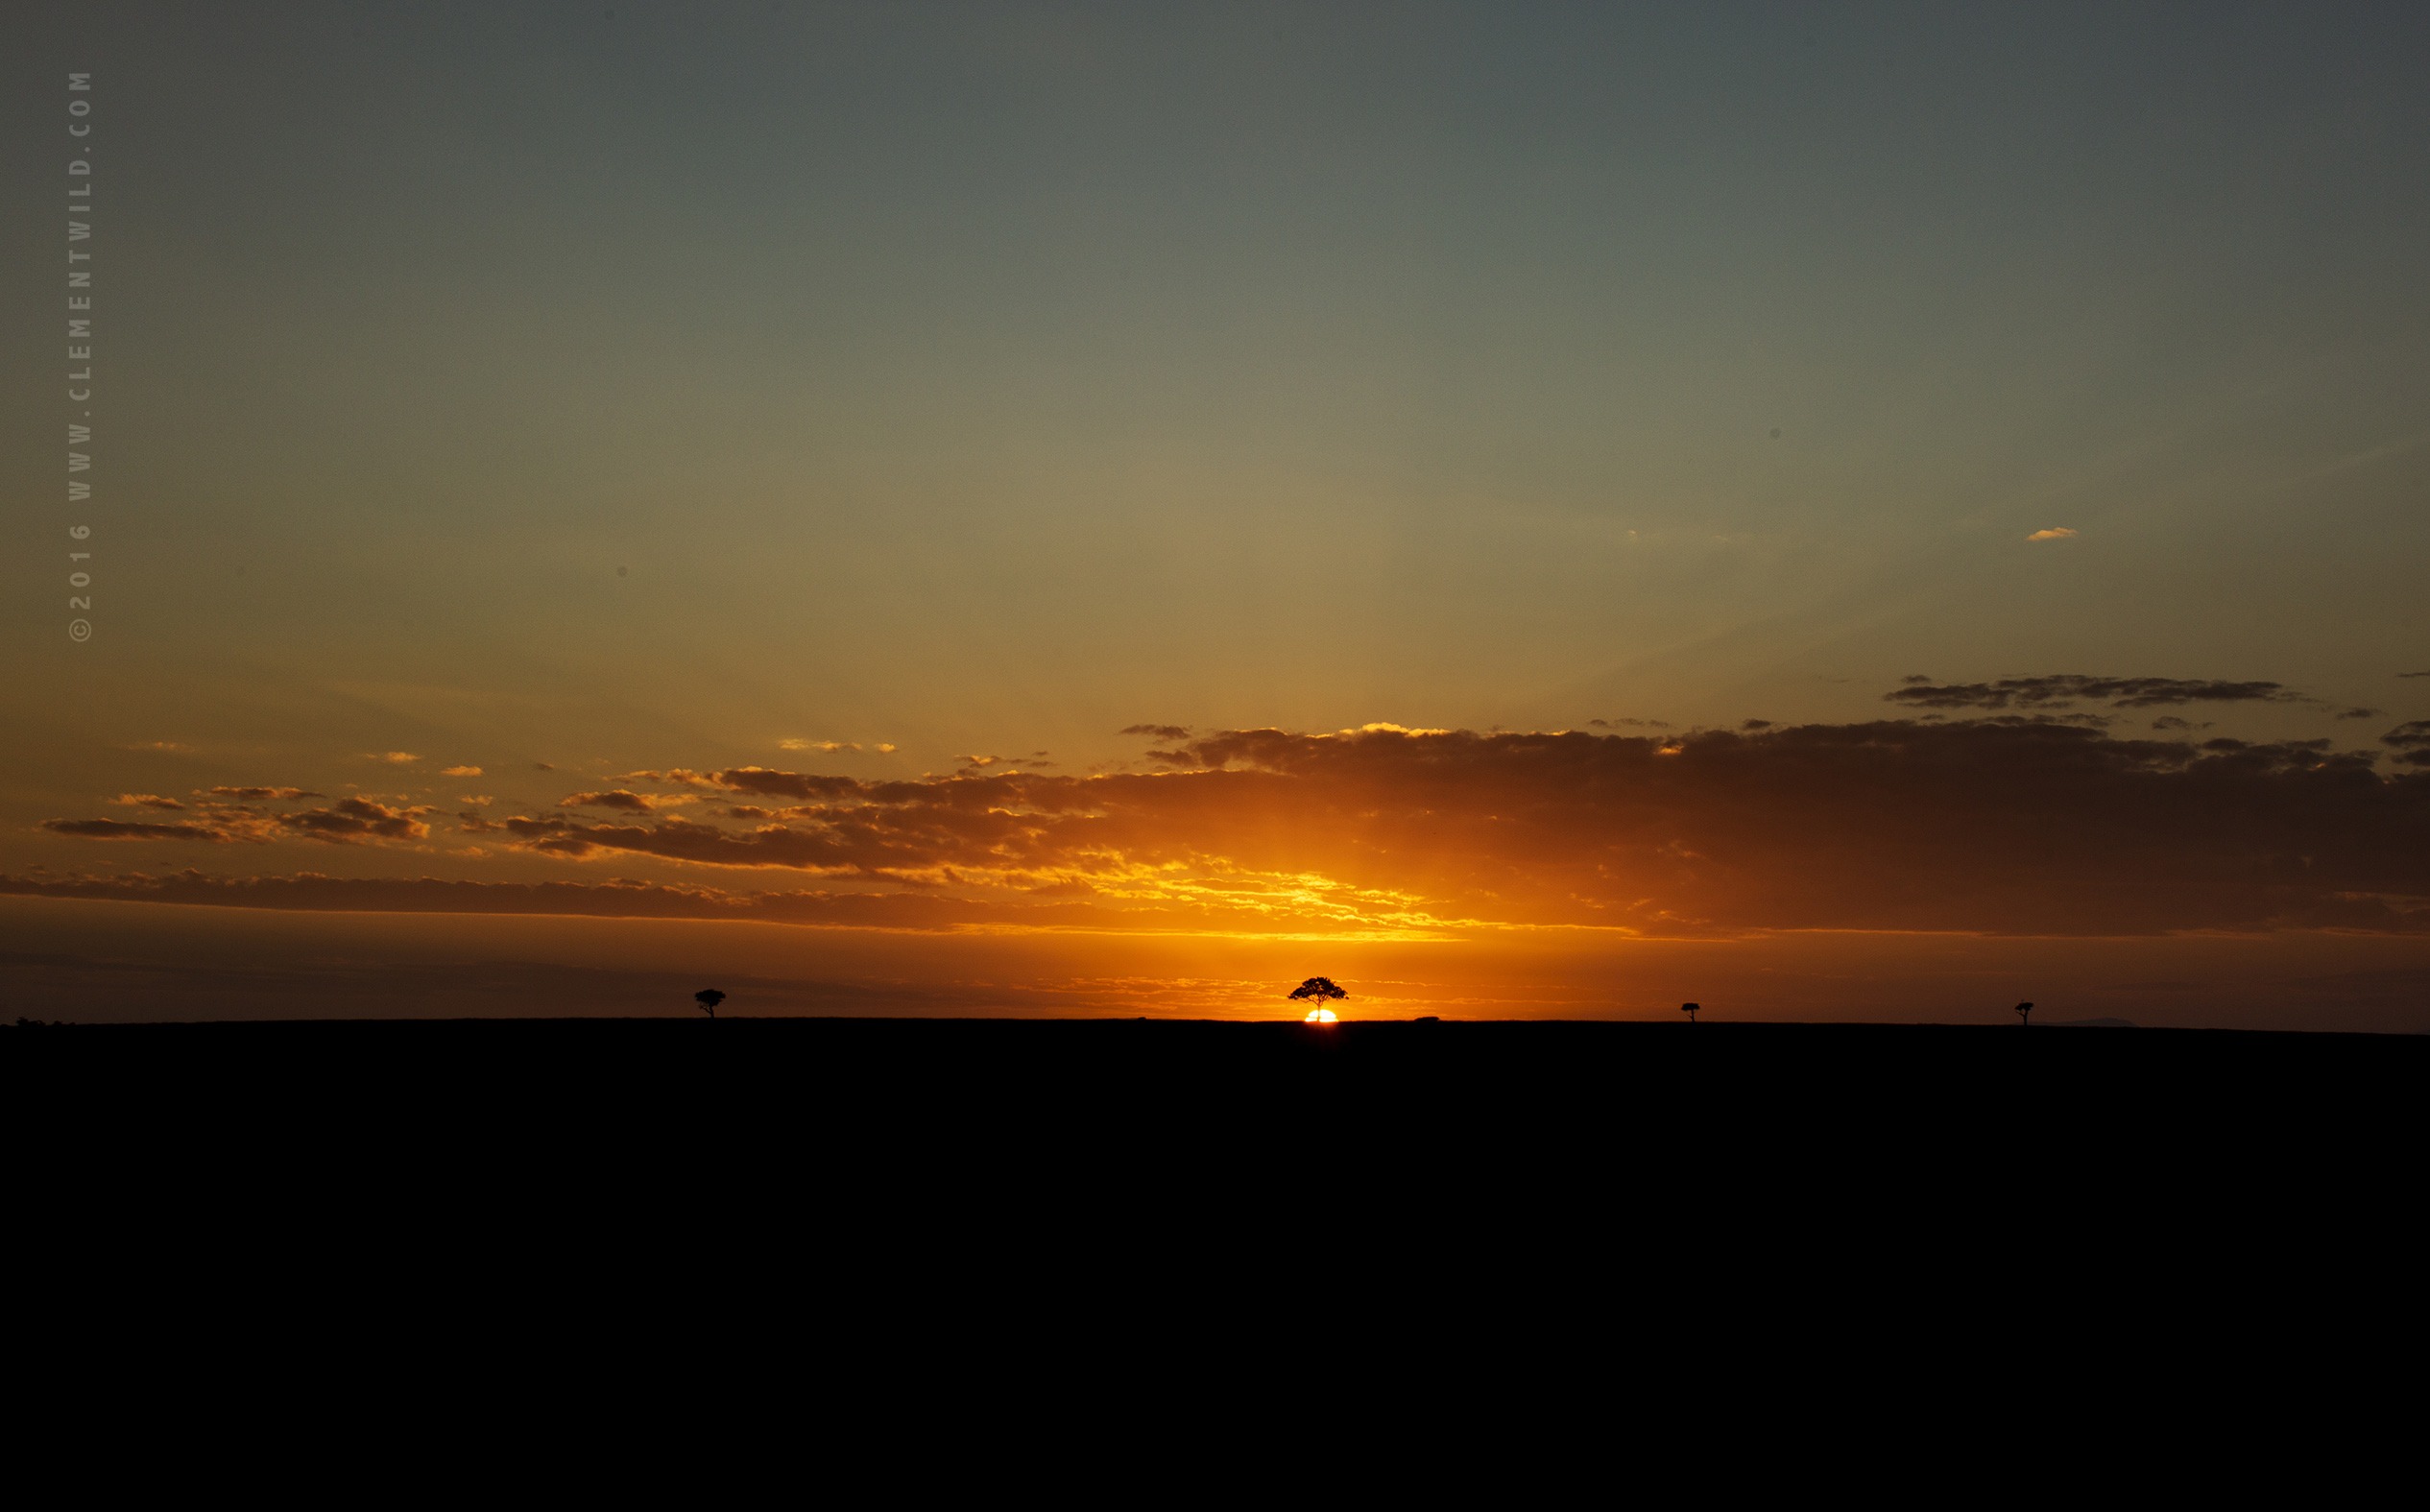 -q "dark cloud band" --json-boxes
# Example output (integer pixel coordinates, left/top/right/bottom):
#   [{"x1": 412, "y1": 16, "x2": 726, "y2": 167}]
[{"x1": 36, "y1": 716, "x2": 2430, "y2": 937}]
